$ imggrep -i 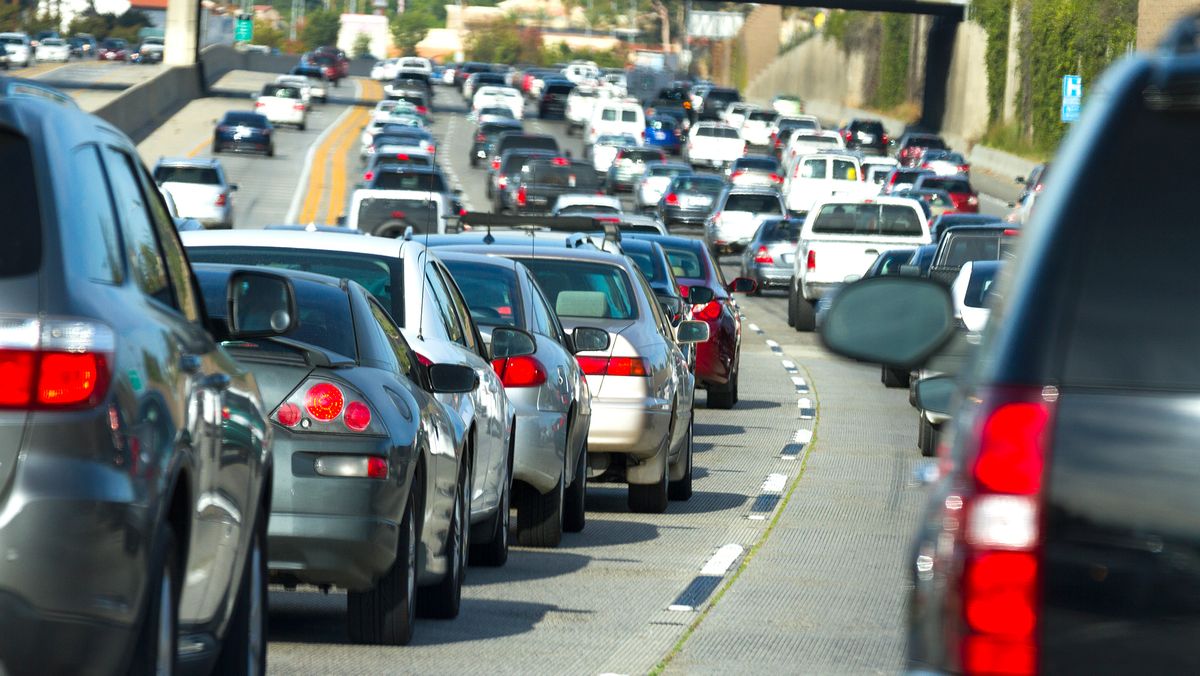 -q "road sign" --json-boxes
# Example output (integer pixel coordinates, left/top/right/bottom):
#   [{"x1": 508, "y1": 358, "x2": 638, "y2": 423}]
[
  {"x1": 235, "y1": 15, "x2": 253, "y2": 42},
  {"x1": 1061, "y1": 74, "x2": 1082, "y2": 123}
]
